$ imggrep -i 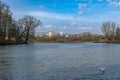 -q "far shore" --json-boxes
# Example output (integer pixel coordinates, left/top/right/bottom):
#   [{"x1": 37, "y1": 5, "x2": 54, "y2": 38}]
[
  {"x1": 1, "y1": 40, "x2": 120, "y2": 46},
  {"x1": 0, "y1": 42, "x2": 28, "y2": 46}
]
